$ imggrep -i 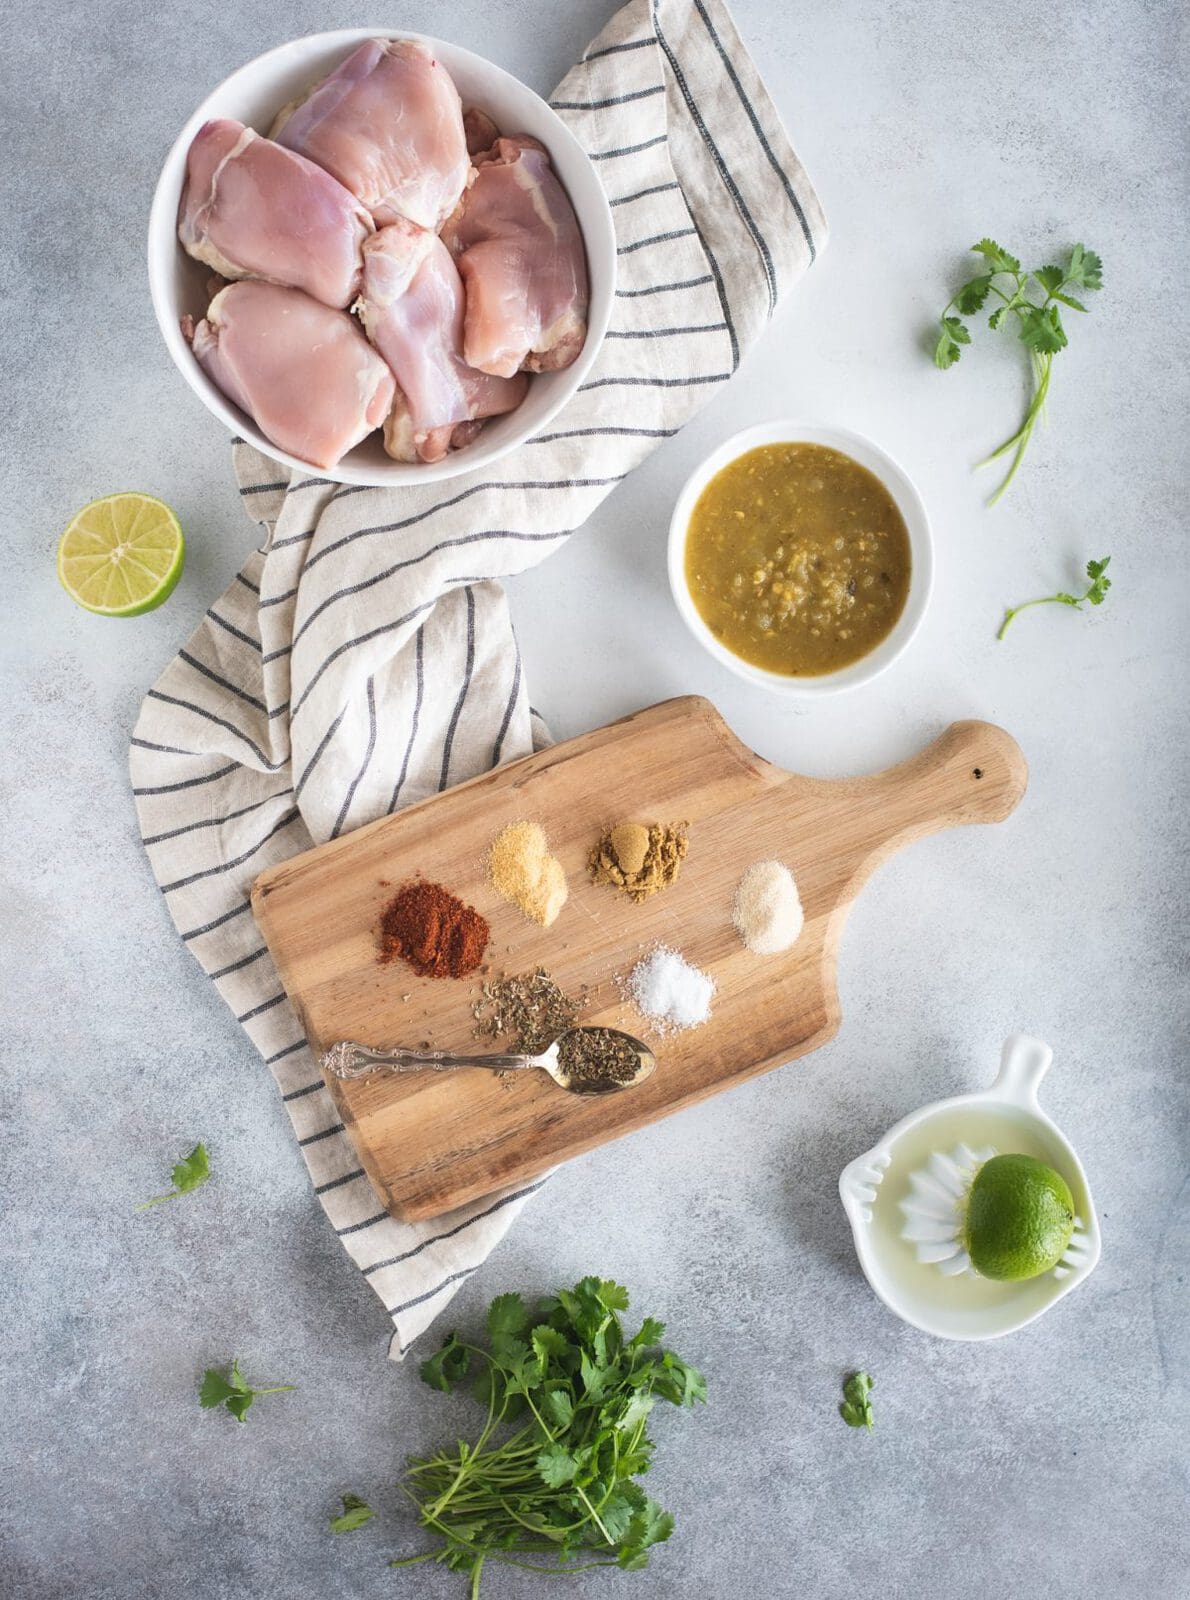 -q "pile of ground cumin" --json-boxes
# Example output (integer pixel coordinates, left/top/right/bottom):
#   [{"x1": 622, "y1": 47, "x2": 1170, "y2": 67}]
[{"x1": 588, "y1": 821, "x2": 688, "y2": 902}]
